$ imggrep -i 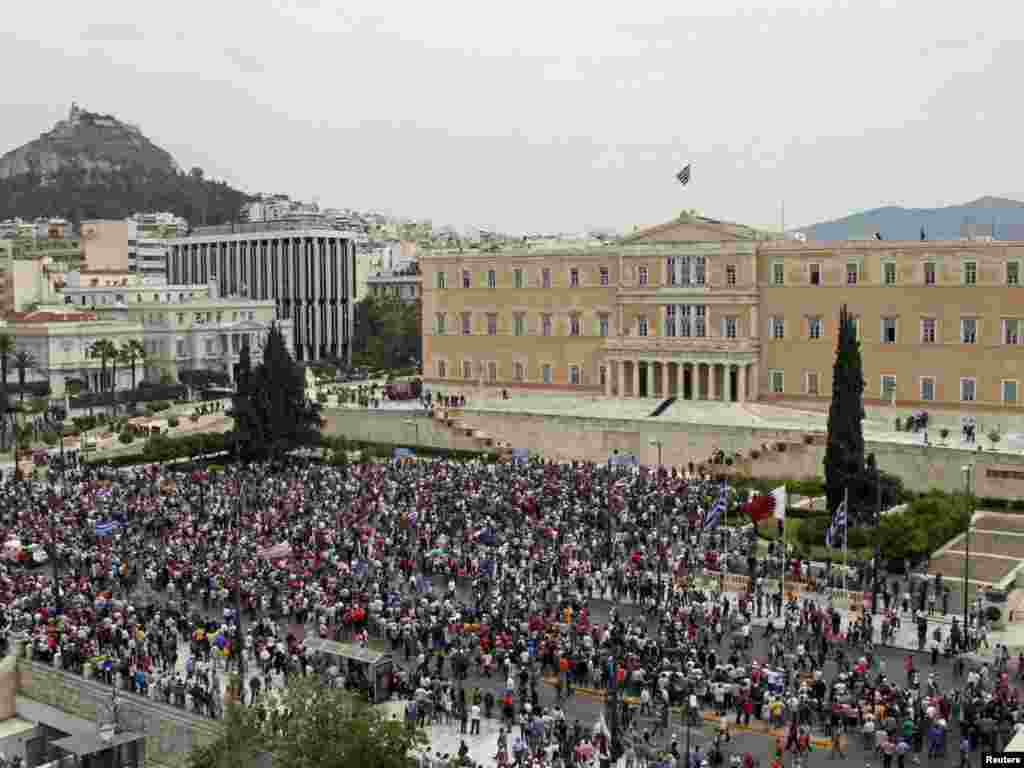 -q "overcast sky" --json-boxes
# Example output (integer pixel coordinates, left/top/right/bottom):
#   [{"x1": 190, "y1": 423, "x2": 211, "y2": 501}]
[{"x1": 1, "y1": 0, "x2": 1018, "y2": 234}]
